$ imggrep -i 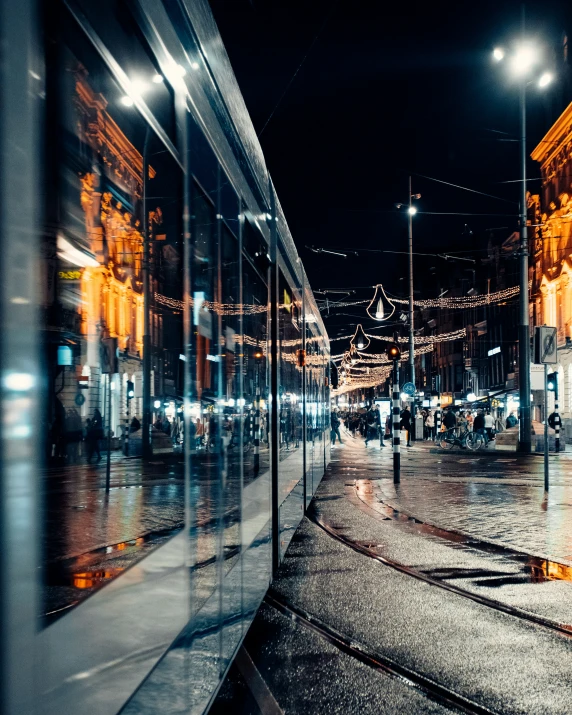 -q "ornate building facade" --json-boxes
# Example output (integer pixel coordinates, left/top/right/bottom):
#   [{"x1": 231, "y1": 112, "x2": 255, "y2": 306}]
[{"x1": 531, "y1": 101, "x2": 572, "y2": 436}]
